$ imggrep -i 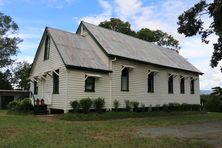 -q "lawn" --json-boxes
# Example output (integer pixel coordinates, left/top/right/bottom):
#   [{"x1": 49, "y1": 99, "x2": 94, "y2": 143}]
[{"x1": 0, "y1": 110, "x2": 222, "y2": 148}]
